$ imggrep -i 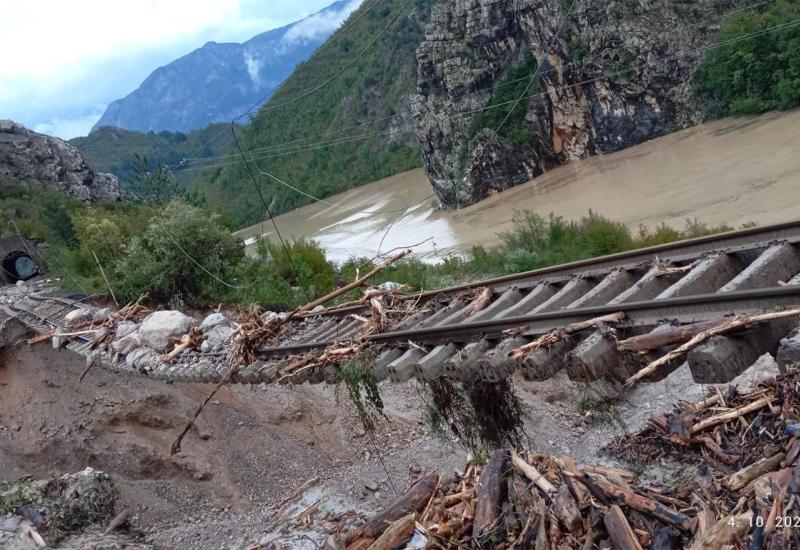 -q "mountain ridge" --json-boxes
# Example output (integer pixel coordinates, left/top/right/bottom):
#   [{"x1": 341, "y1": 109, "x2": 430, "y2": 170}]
[{"x1": 93, "y1": 0, "x2": 360, "y2": 133}]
